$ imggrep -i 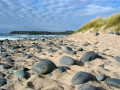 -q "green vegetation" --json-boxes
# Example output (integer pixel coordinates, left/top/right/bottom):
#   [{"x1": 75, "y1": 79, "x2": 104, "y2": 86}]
[
  {"x1": 10, "y1": 31, "x2": 74, "y2": 35},
  {"x1": 73, "y1": 13, "x2": 120, "y2": 34}
]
